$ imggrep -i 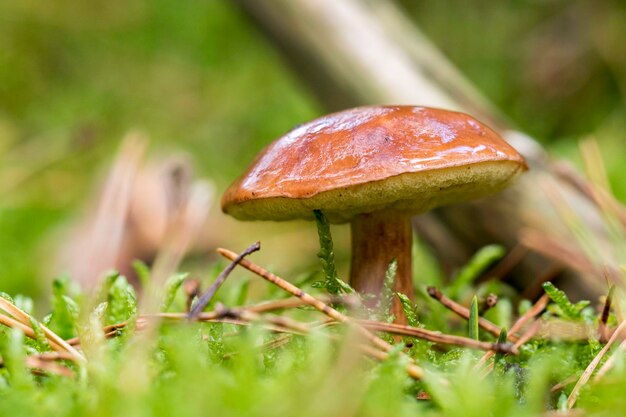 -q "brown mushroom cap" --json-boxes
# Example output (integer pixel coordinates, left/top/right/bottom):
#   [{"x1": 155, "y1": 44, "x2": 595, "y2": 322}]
[{"x1": 222, "y1": 106, "x2": 527, "y2": 223}]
